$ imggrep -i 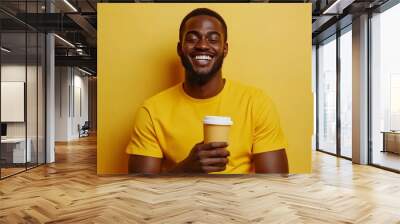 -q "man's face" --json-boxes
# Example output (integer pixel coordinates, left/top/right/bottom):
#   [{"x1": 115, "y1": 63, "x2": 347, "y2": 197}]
[{"x1": 178, "y1": 15, "x2": 228, "y2": 85}]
